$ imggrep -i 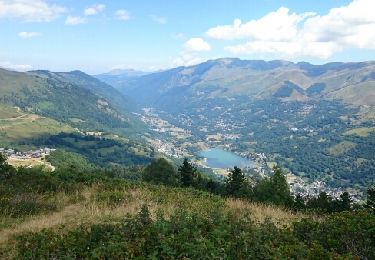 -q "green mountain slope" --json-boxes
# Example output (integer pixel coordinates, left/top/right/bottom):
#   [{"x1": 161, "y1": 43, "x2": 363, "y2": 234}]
[
  {"x1": 0, "y1": 68, "x2": 134, "y2": 133},
  {"x1": 111, "y1": 59, "x2": 375, "y2": 190},
  {"x1": 118, "y1": 58, "x2": 375, "y2": 108}
]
